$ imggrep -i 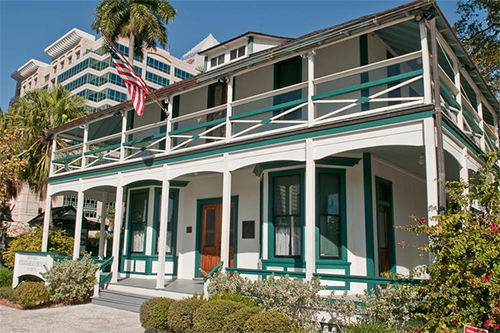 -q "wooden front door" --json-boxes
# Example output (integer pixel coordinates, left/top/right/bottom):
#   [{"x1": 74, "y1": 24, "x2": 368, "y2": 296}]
[{"x1": 200, "y1": 202, "x2": 234, "y2": 274}]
